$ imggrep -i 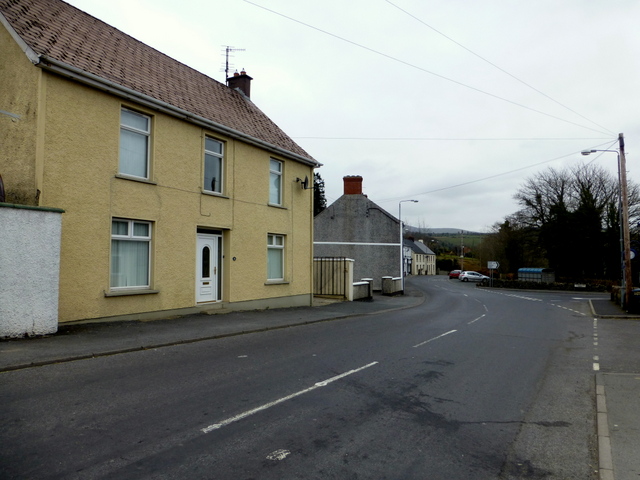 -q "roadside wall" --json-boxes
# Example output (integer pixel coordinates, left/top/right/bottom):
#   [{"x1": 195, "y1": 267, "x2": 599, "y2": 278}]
[{"x1": 0, "y1": 204, "x2": 63, "y2": 337}]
